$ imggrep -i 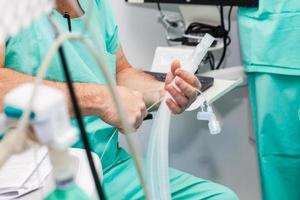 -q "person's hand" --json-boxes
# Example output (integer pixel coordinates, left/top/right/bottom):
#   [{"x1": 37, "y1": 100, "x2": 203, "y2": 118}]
[
  {"x1": 165, "y1": 60, "x2": 201, "y2": 114},
  {"x1": 100, "y1": 86, "x2": 148, "y2": 132}
]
